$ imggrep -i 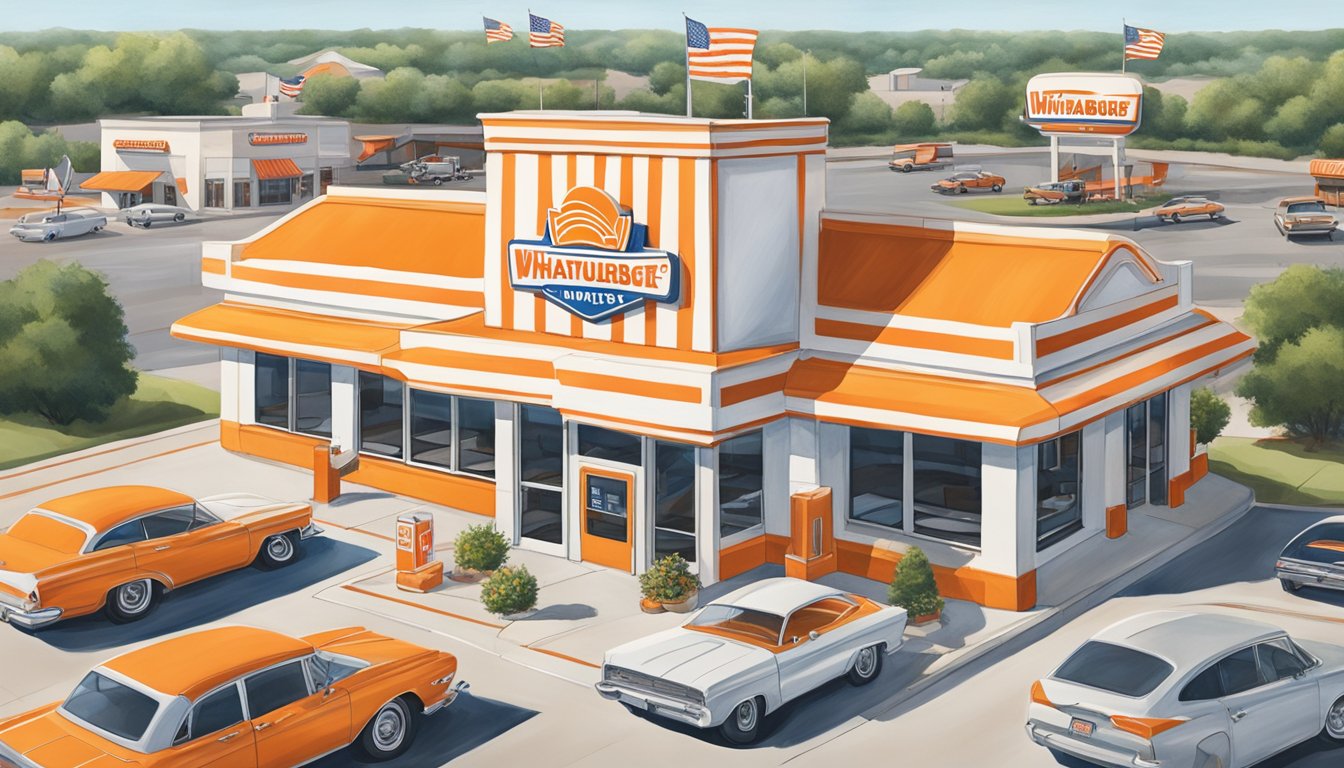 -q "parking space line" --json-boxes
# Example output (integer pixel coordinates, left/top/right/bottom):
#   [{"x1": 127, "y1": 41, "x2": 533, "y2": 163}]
[
  {"x1": 340, "y1": 585, "x2": 508, "y2": 629},
  {"x1": 0, "y1": 440, "x2": 216, "y2": 502},
  {"x1": 312, "y1": 518, "x2": 396, "y2": 542},
  {"x1": 523, "y1": 645, "x2": 601, "y2": 669}
]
